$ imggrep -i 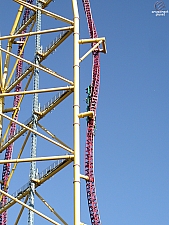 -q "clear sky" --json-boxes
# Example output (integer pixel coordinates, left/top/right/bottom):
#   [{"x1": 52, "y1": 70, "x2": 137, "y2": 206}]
[{"x1": 1, "y1": 0, "x2": 169, "y2": 225}]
